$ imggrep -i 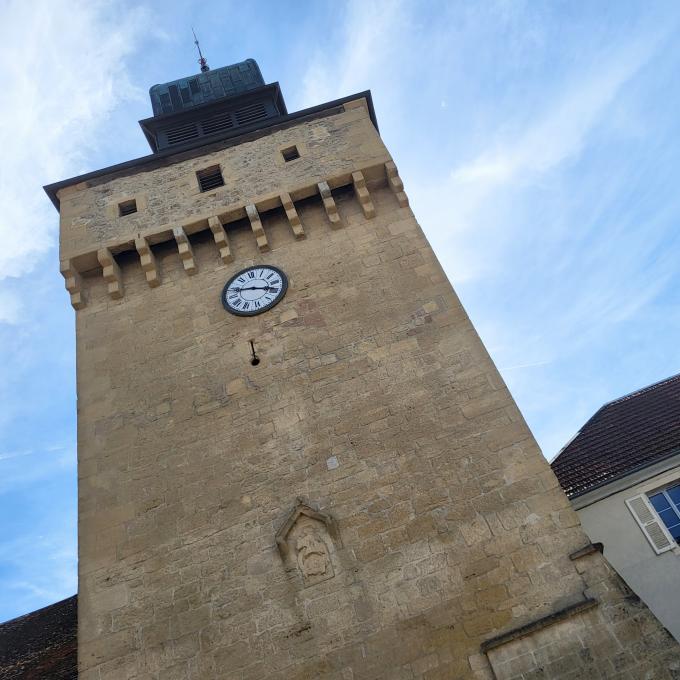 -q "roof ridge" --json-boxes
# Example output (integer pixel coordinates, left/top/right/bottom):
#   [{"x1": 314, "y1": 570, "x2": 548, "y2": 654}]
[
  {"x1": 551, "y1": 371, "x2": 680, "y2": 498},
  {"x1": 602, "y1": 372, "x2": 680, "y2": 409},
  {"x1": 551, "y1": 372, "x2": 680, "y2": 465},
  {"x1": 0, "y1": 594, "x2": 76, "y2": 627}
]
